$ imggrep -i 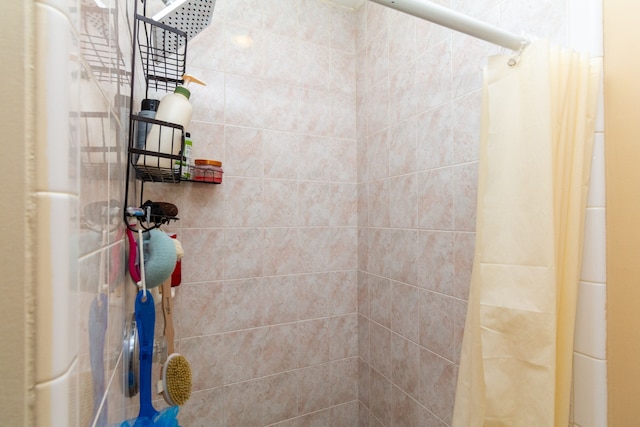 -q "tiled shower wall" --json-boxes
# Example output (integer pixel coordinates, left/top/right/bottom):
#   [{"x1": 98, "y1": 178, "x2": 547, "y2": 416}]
[
  {"x1": 355, "y1": 1, "x2": 491, "y2": 424},
  {"x1": 355, "y1": 0, "x2": 606, "y2": 426},
  {"x1": 141, "y1": 0, "x2": 361, "y2": 425},
  {"x1": 33, "y1": 0, "x2": 134, "y2": 425},
  {"x1": 571, "y1": 0, "x2": 608, "y2": 423}
]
